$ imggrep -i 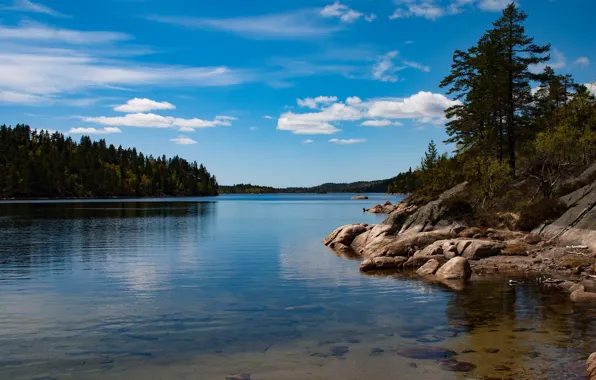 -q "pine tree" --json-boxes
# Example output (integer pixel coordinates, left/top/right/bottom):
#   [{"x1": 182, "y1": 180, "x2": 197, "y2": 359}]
[{"x1": 490, "y1": 3, "x2": 550, "y2": 177}]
